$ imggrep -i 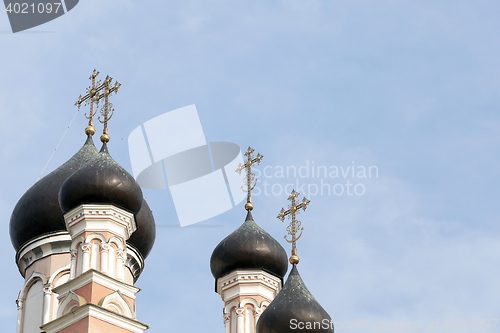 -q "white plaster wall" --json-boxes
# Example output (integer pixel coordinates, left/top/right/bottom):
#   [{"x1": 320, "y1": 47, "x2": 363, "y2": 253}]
[
  {"x1": 51, "y1": 273, "x2": 70, "y2": 322},
  {"x1": 22, "y1": 280, "x2": 43, "y2": 333}
]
